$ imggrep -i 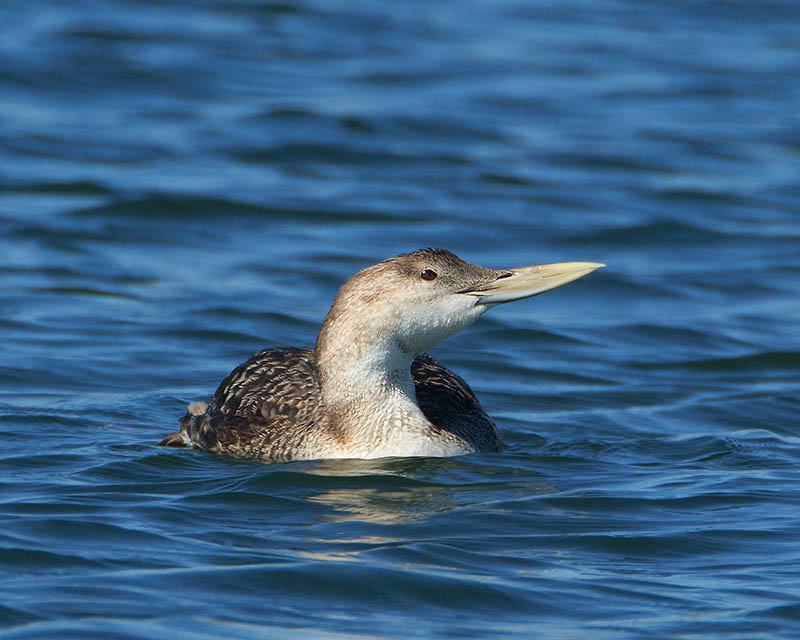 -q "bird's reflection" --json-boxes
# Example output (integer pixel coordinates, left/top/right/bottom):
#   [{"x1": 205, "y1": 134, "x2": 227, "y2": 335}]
[{"x1": 295, "y1": 457, "x2": 466, "y2": 524}]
